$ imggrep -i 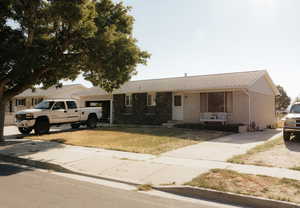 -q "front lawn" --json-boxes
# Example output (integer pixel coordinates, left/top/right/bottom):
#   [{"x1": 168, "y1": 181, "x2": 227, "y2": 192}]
[
  {"x1": 227, "y1": 136, "x2": 283, "y2": 165},
  {"x1": 186, "y1": 169, "x2": 300, "y2": 204},
  {"x1": 26, "y1": 127, "x2": 228, "y2": 155},
  {"x1": 227, "y1": 136, "x2": 300, "y2": 170}
]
